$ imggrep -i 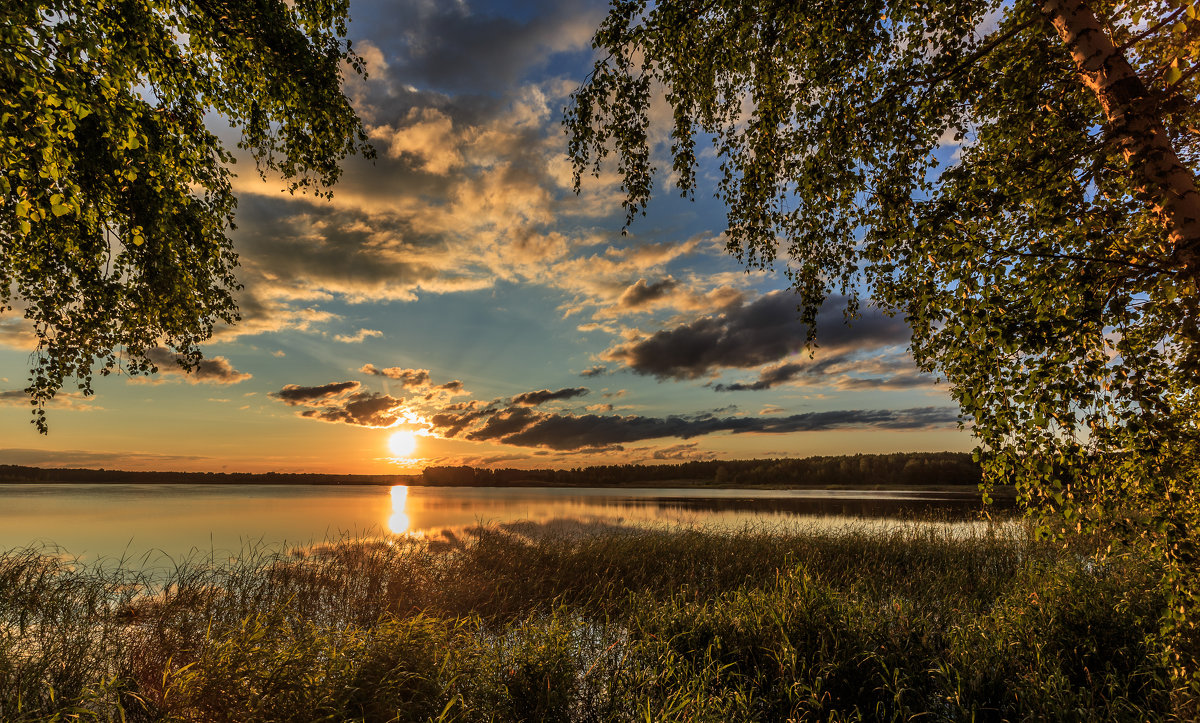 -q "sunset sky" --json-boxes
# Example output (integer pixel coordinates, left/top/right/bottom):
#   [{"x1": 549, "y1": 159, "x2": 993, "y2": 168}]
[{"x1": 0, "y1": 0, "x2": 972, "y2": 474}]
